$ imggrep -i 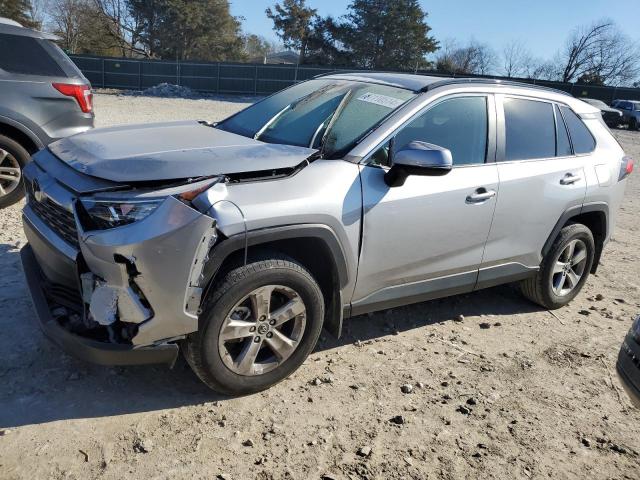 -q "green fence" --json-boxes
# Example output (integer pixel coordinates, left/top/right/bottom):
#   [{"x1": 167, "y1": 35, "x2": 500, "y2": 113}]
[{"x1": 69, "y1": 54, "x2": 640, "y2": 102}]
